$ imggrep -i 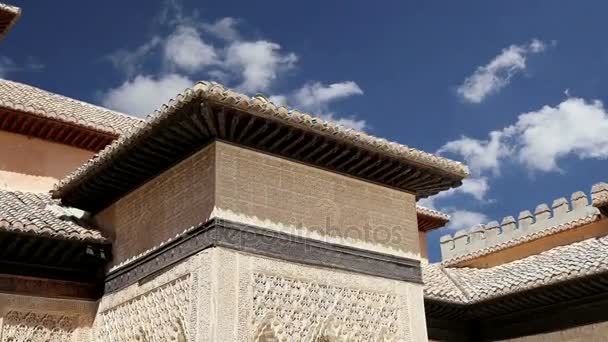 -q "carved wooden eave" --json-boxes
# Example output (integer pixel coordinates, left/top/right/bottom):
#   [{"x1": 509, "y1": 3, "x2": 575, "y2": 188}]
[
  {"x1": 417, "y1": 205, "x2": 450, "y2": 231},
  {"x1": 426, "y1": 271, "x2": 608, "y2": 339},
  {"x1": 0, "y1": 3, "x2": 20, "y2": 41},
  {"x1": 0, "y1": 231, "x2": 110, "y2": 295},
  {"x1": 0, "y1": 108, "x2": 117, "y2": 151},
  {"x1": 53, "y1": 82, "x2": 468, "y2": 212}
]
